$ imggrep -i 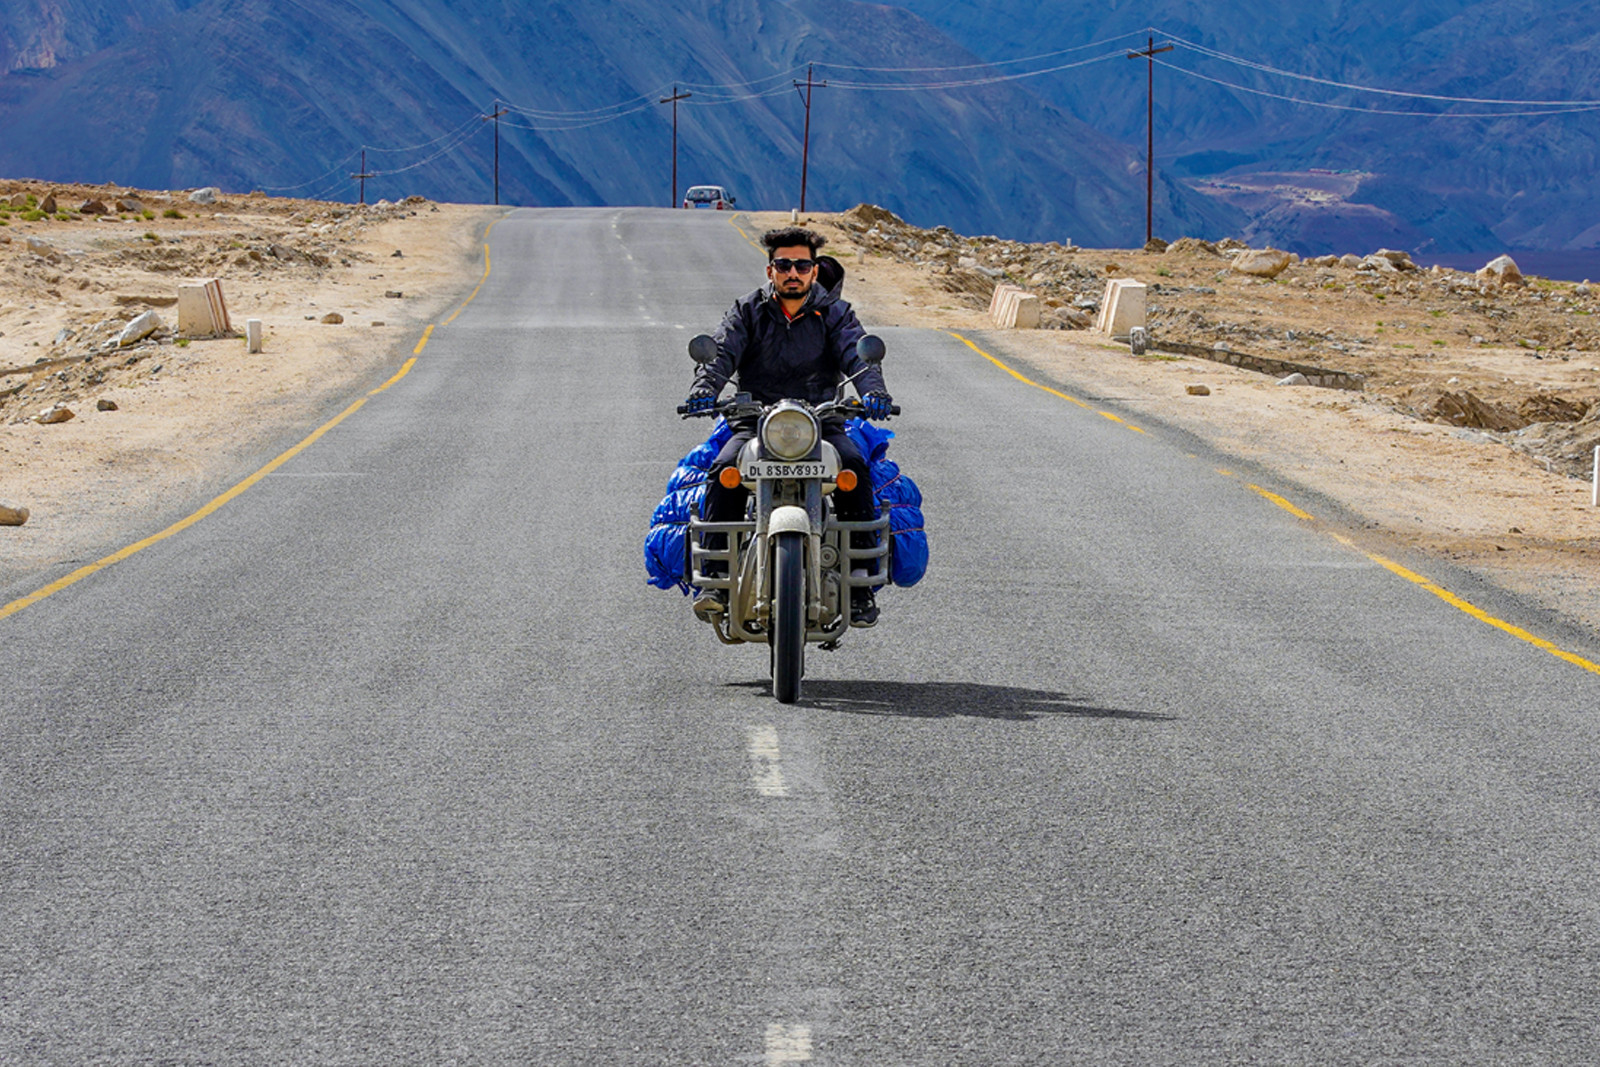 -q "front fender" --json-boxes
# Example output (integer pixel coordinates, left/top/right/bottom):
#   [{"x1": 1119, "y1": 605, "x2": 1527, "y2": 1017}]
[{"x1": 769, "y1": 505, "x2": 812, "y2": 537}]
